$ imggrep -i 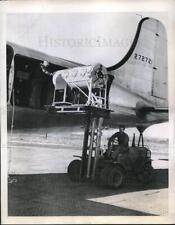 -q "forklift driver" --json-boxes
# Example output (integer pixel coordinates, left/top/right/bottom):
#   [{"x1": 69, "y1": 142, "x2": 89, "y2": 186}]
[{"x1": 107, "y1": 125, "x2": 129, "y2": 159}]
